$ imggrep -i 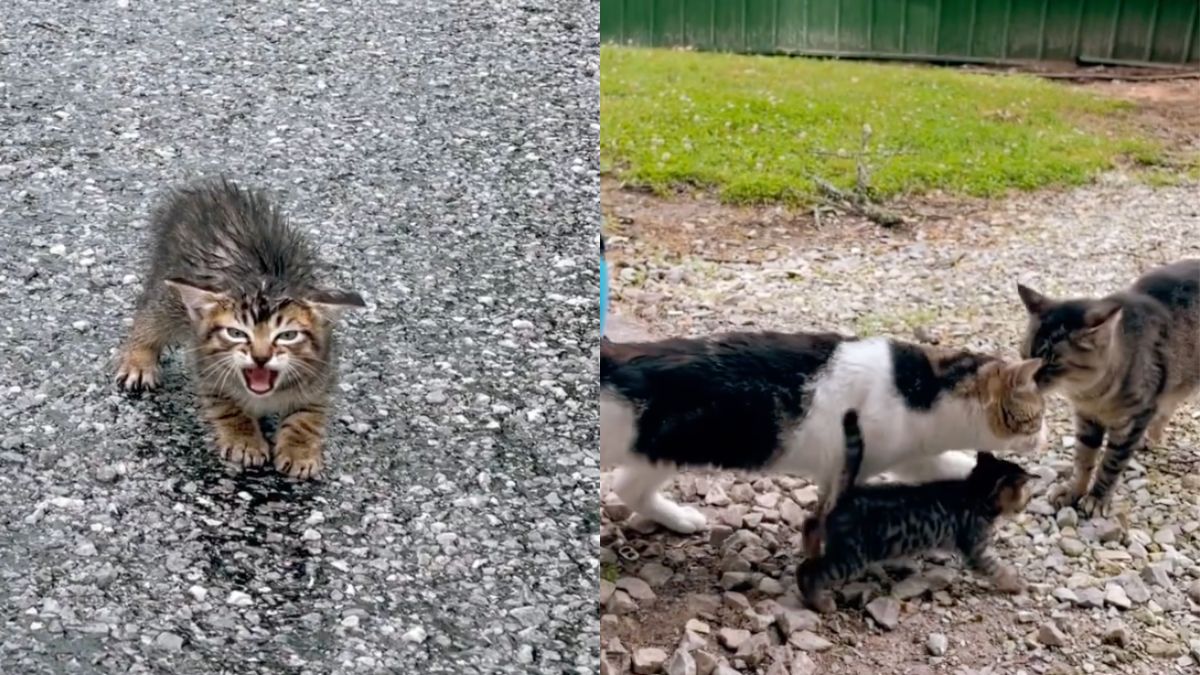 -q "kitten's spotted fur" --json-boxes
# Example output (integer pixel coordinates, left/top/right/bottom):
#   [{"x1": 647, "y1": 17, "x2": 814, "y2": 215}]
[
  {"x1": 600, "y1": 331, "x2": 1047, "y2": 534},
  {"x1": 797, "y1": 411, "x2": 1033, "y2": 613},
  {"x1": 1019, "y1": 259, "x2": 1199, "y2": 516},
  {"x1": 115, "y1": 179, "x2": 364, "y2": 479}
]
